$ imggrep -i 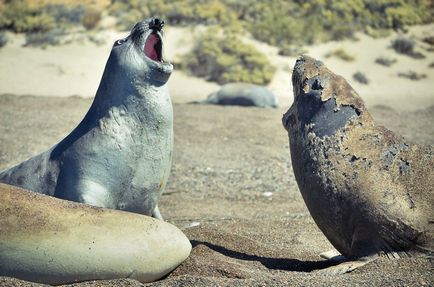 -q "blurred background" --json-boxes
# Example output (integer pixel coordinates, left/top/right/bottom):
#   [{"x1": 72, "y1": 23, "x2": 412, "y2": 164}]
[{"x1": 0, "y1": 0, "x2": 433, "y2": 109}]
